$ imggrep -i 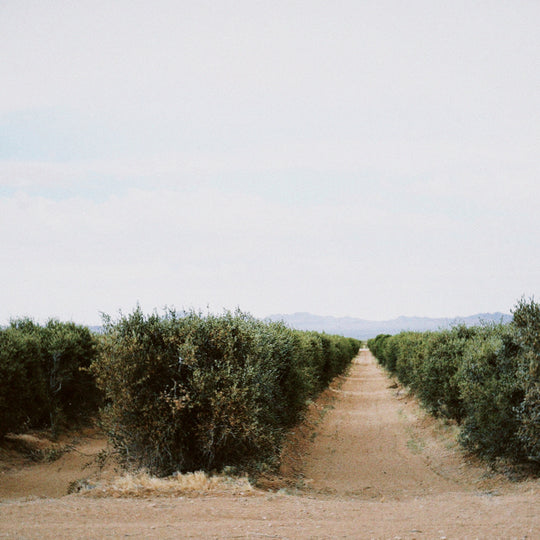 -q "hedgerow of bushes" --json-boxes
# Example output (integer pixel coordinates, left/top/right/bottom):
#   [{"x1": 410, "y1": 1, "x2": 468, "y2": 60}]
[
  {"x1": 368, "y1": 298, "x2": 540, "y2": 468},
  {"x1": 91, "y1": 308, "x2": 360, "y2": 476},
  {"x1": 0, "y1": 319, "x2": 100, "y2": 437}
]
